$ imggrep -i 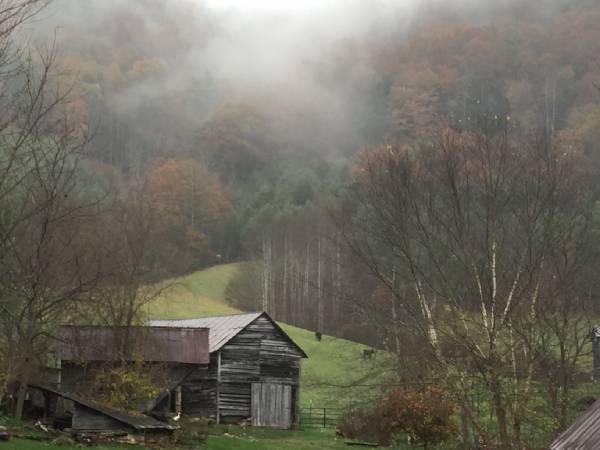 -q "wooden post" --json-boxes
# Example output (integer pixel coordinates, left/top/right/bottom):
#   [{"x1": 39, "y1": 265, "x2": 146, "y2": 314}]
[
  {"x1": 323, "y1": 408, "x2": 327, "y2": 428},
  {"x1": 216, "y1": 351, "x2": 221, "y2": 424},
  {"x1": 43, "y1": 393, "x2": 50, "y2": 418},
  {"x1": 175, "y1": 386, "x2": 182, "y2": 414},
  {"x1": 593, "y1": 326, "x2": 600, "y2": 381},
  {"x1": 14, "y1": 381, "x2": 27, "y2": 419},
  {"x1": 294, "y1": 362, "x2": 302, "y2": 429}
]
